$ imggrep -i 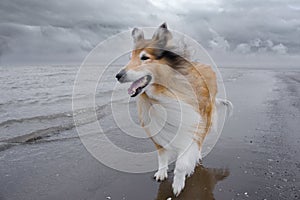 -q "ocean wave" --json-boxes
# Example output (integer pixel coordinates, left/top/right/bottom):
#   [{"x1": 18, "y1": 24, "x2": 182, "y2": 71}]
[
  {"x1": 0, "y1": 98, "x2": 128, "y2": 144},
  {"x1": 0, "y1": 112, "x2": 73, "y2": 127}
]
